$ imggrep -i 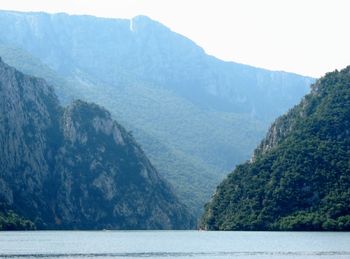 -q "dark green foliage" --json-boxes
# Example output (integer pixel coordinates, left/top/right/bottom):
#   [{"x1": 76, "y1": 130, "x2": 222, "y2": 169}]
[
  {"x1": 201, "y1": 67, "x2": 350, "y2": 231},
  {"x1": 0, "y1": 211, "x2": 36, "y2": 230}
]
